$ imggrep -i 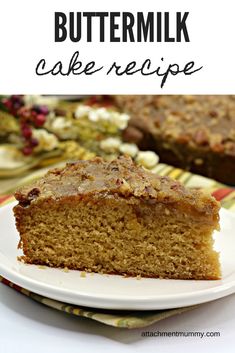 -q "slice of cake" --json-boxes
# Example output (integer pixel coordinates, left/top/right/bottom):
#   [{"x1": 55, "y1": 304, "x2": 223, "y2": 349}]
[{"x1": 13, "y1": 156, "x2": 221, "y2": 279}]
